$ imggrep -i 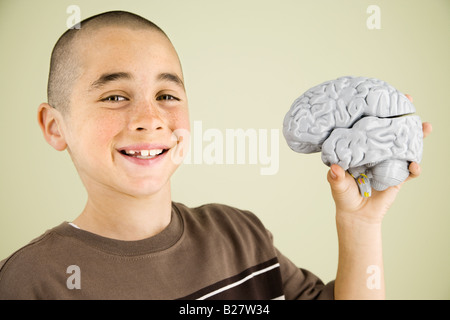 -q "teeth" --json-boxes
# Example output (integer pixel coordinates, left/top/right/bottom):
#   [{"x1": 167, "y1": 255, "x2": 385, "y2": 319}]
[
  {"x1": 149, "y1": 149, "x2": 163, "y2": 156},
  {"x1": 123, "y1": 149, "x2": 164, "y2": 157}
]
